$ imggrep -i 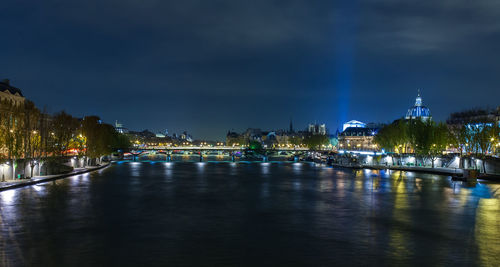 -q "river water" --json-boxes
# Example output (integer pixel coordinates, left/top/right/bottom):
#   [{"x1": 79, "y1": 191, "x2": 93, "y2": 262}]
[{"x1": 1, "y1": 161, "x2": 499, "y2": 266}]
